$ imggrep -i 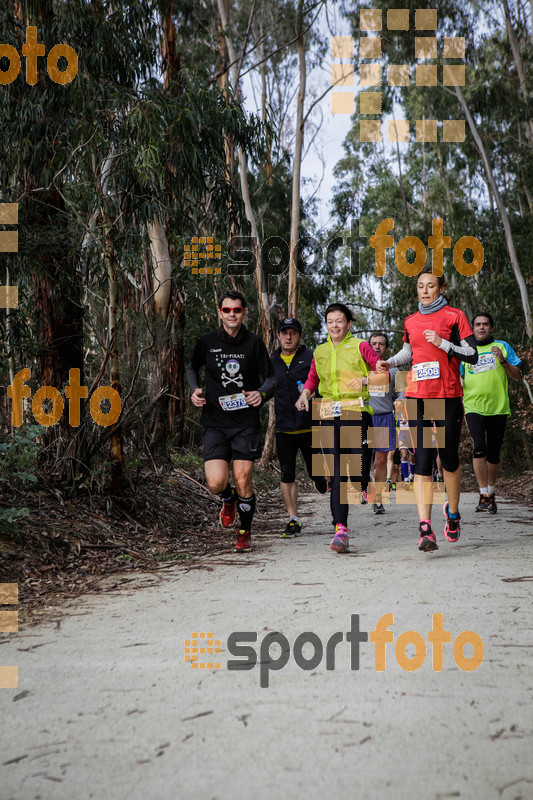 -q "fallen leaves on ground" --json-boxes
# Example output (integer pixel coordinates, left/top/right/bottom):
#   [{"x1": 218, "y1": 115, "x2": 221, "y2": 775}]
[{"x1": 0, "y1": 466, "x2": 286, "y2": 622}]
